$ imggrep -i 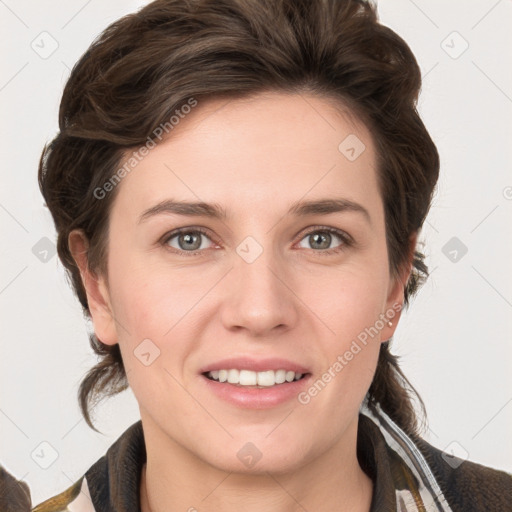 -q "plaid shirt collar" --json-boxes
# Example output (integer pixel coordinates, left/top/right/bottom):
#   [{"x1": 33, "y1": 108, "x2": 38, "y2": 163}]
[{"x1": 33, "y1": 403, "x2": 453, "y2": 512}]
